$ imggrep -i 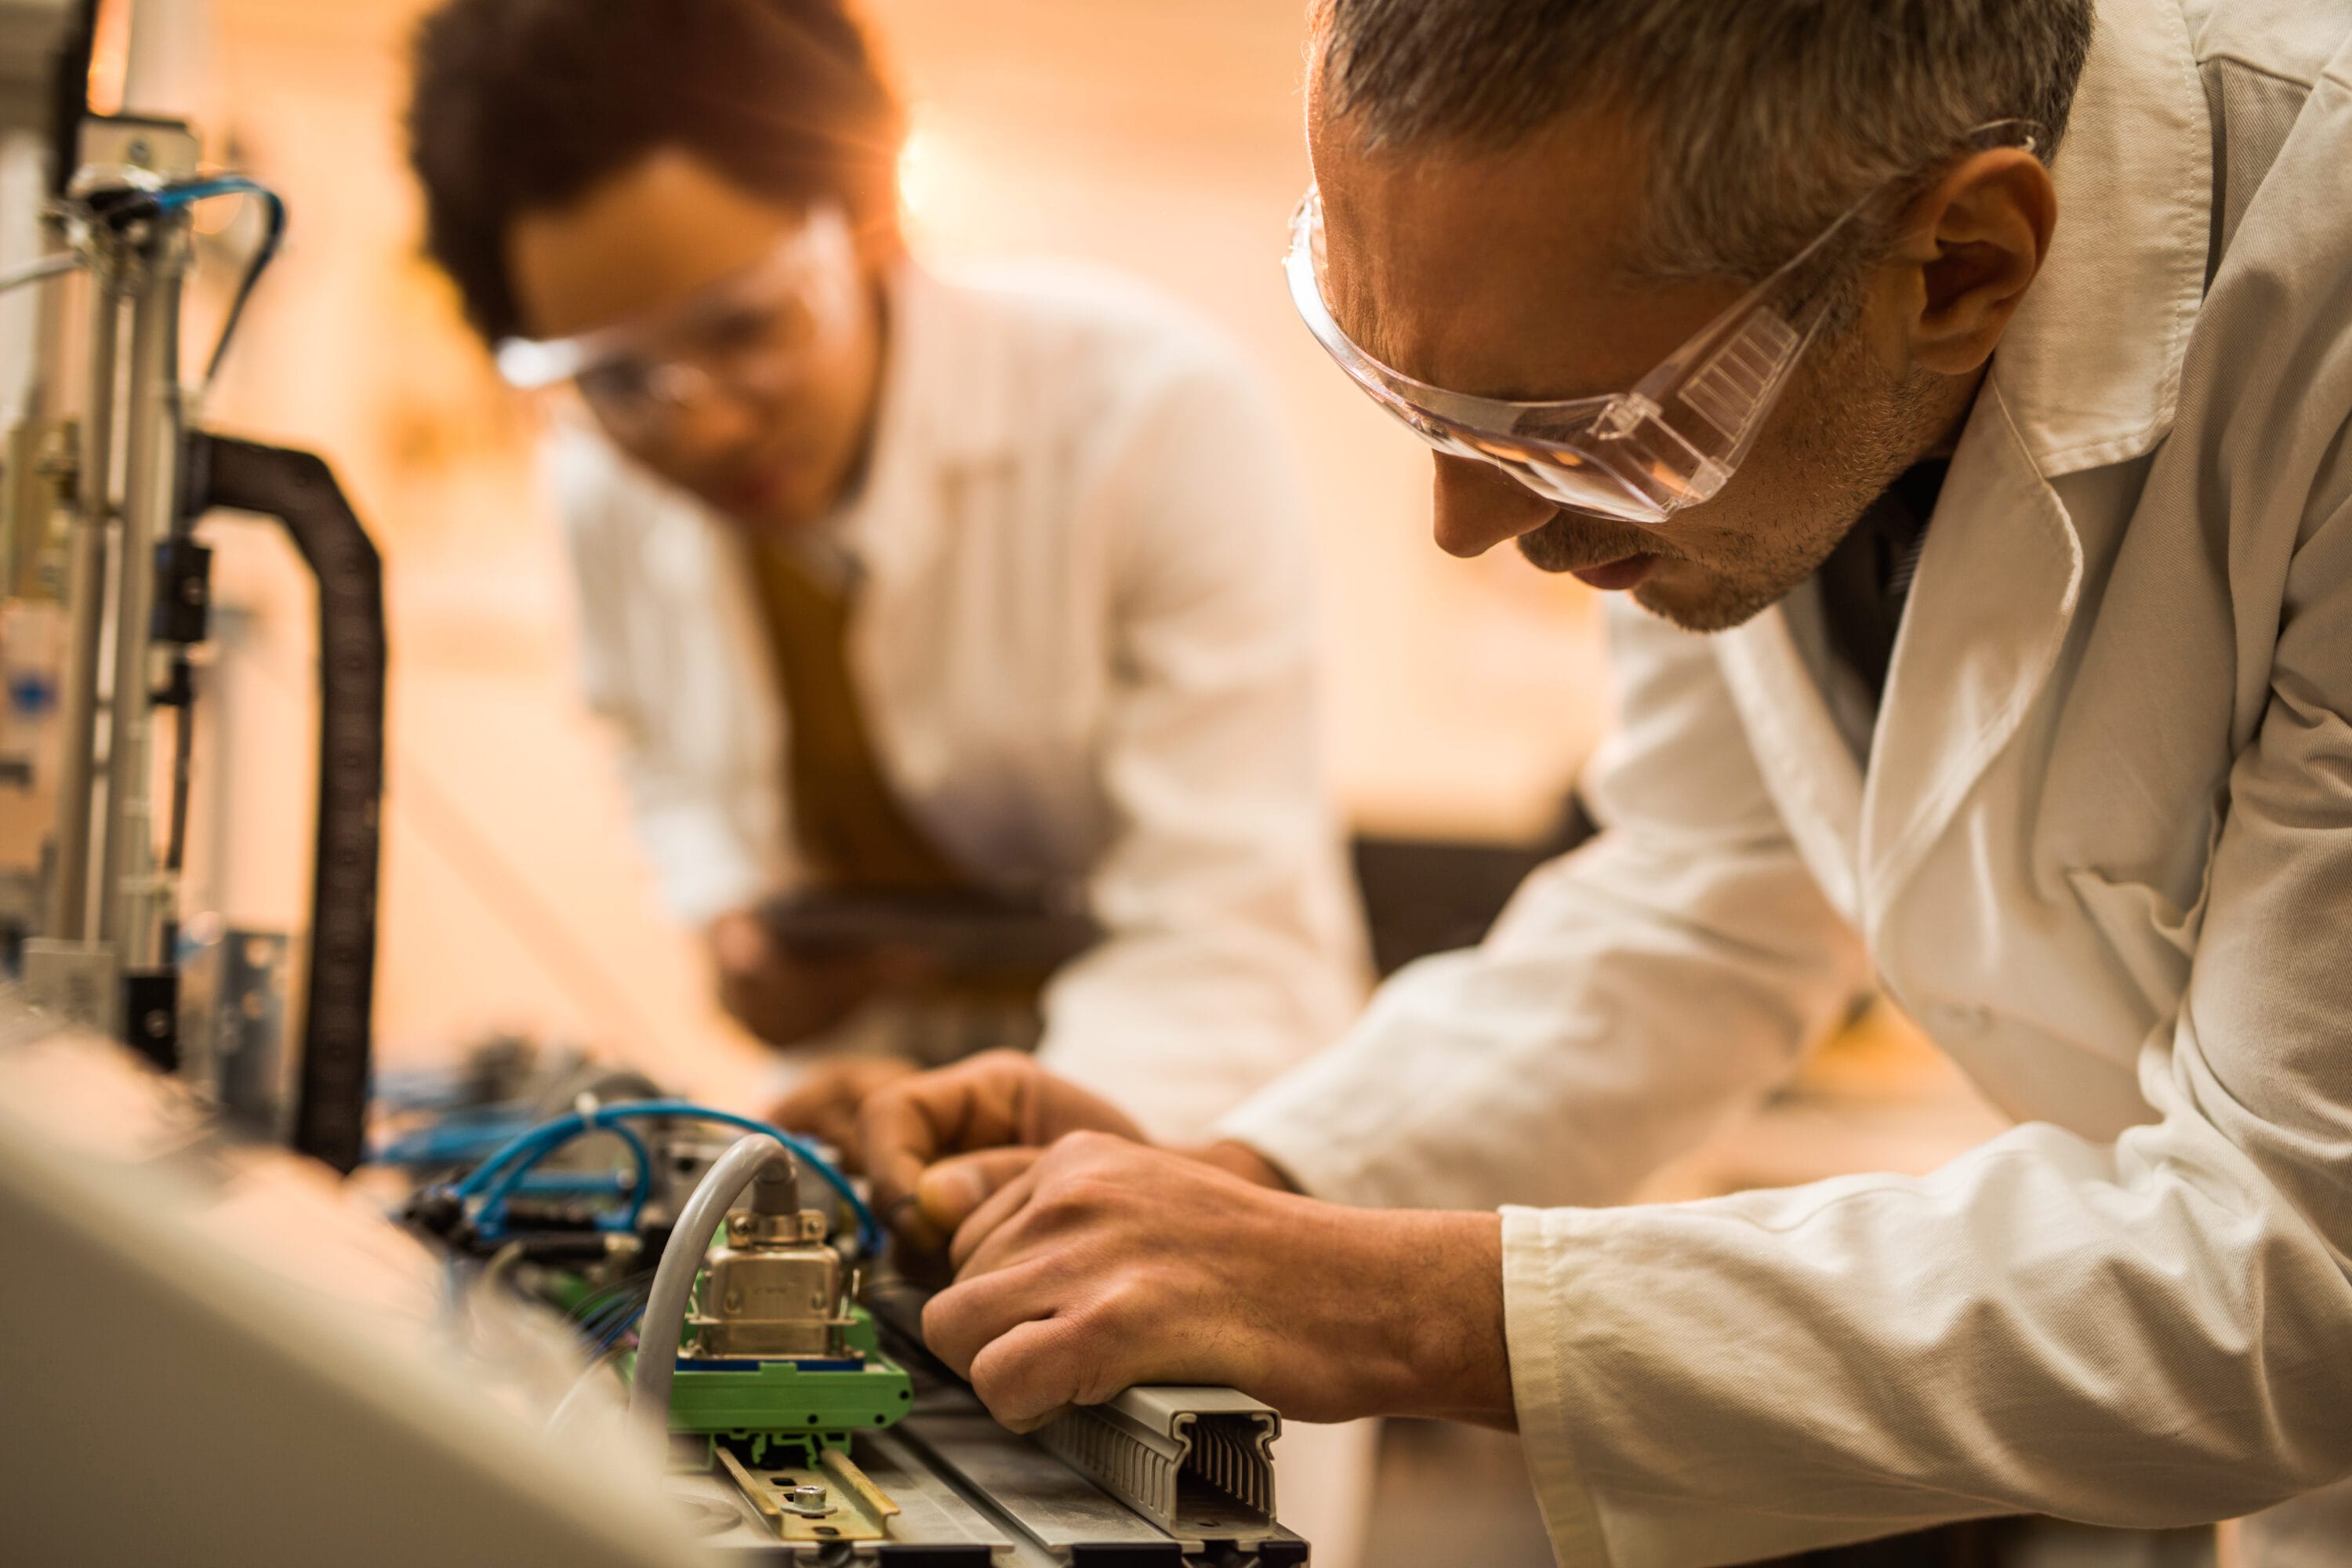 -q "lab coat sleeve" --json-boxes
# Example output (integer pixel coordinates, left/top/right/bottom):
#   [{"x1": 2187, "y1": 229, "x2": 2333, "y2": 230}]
[
  {"x1": 1215, "y1": 597, "x2": 1873, "y2": 1211},
  {"x1": 1032, "y1": 350, "x2": 1370, "y2": 1144},
  {"x1": 553, "y1": 437, "x2": 768, "y2": 928},
  {"x1": 1481, "y1": 479, "x2": 2352, "y2": 1566}
]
